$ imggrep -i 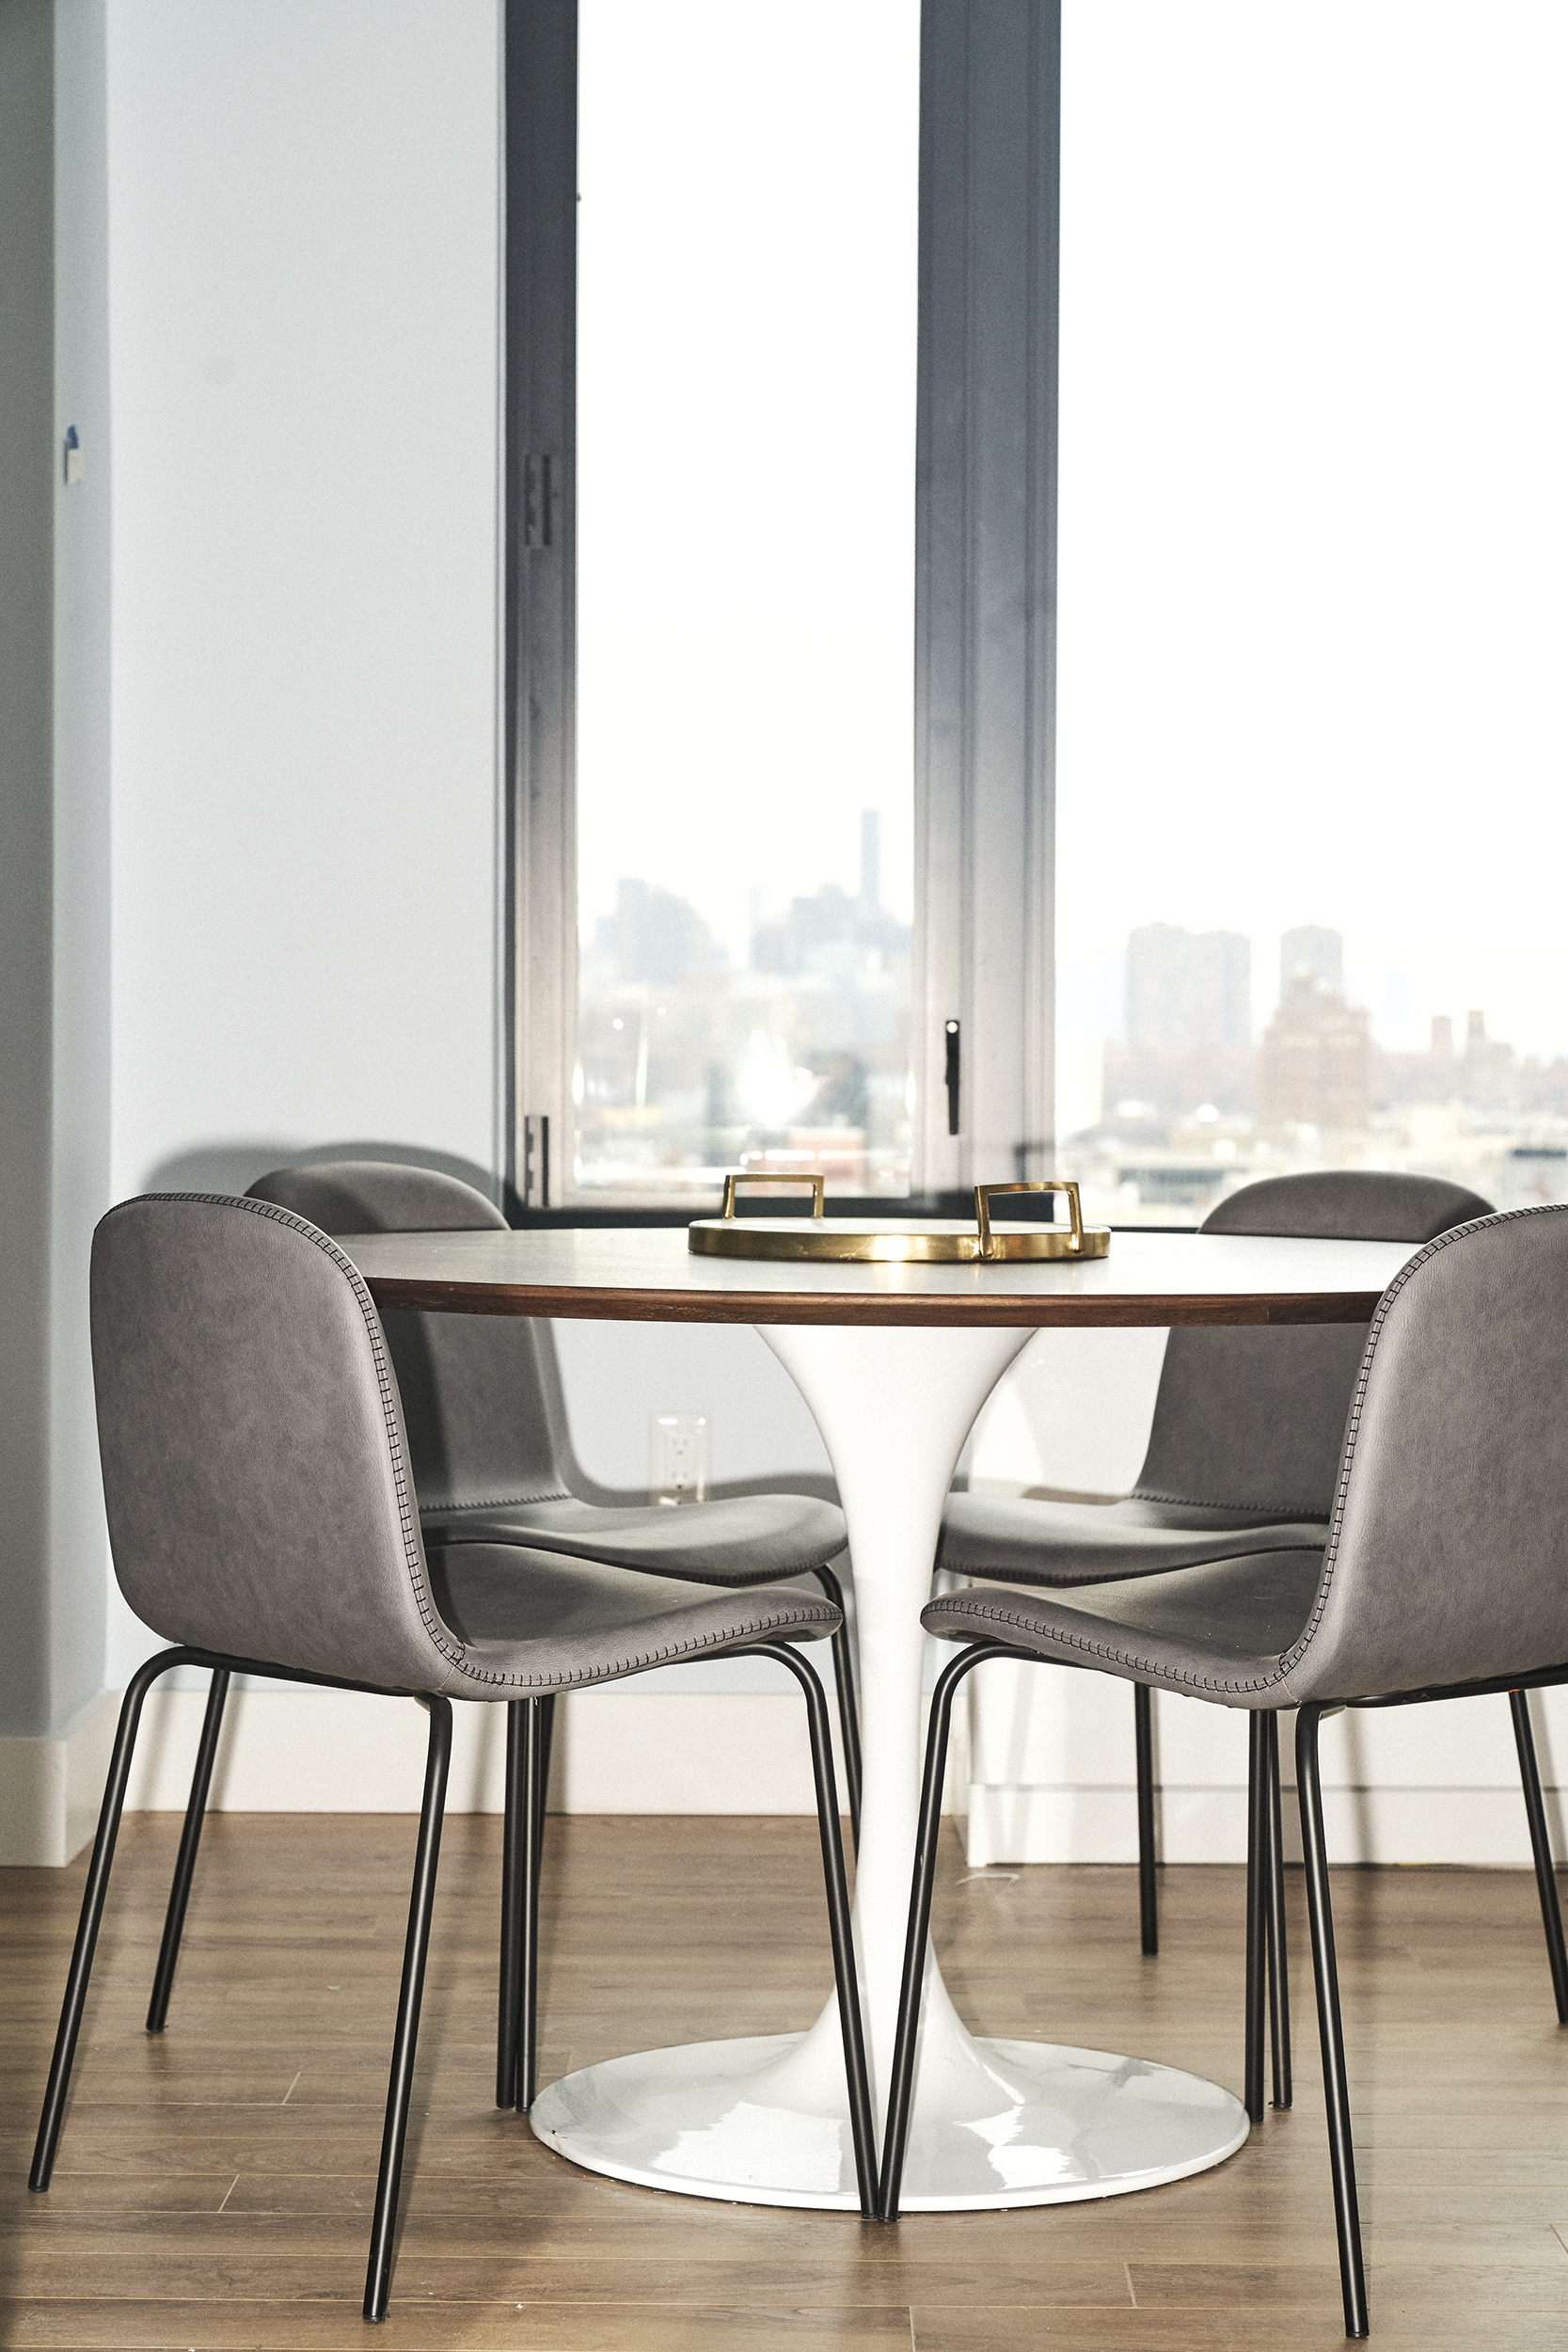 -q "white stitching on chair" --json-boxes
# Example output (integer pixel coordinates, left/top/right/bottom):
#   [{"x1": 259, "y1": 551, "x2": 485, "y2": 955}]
[{"x1": 448, "y1": 1595, "x2": 845, "y2": 1692}]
